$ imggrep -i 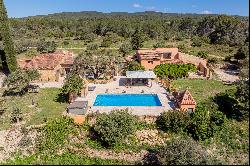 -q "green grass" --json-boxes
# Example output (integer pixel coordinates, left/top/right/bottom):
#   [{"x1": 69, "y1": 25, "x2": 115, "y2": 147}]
[
  {"x1": 172, "y1": 79, "x2": 236, "y2": 103},
  {"x1": 3, "y1": 151, "x2": 127, "y2": 165},
  {"x1": 0, "y1": 88, "x2": 68, "y2": 130}
]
